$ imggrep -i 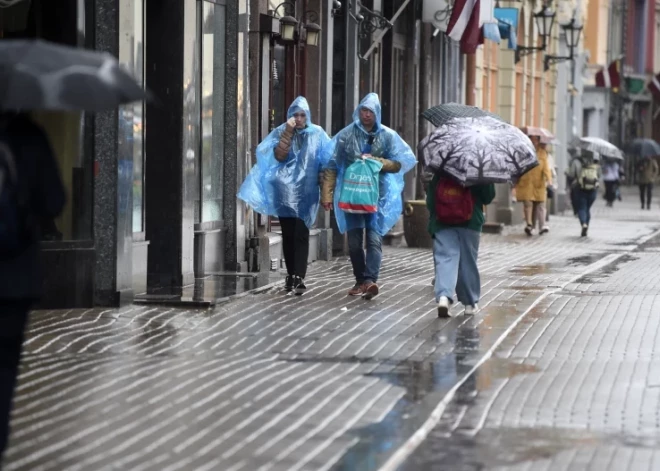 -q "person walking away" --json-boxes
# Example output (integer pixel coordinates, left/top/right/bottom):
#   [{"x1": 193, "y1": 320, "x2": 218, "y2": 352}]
[
  {"x1": 426, "y1": 172, "x2": 495, "y2": 317},
  {"x1": 237, "y1": 97, "x2": 330, "y2": 295},
  {"x1": 566, "y1": 151, "x2": 601, "y2": 237},
  {"x1": 602, "y1": 159, "x2": 622, "y2": 207},
  {"x1": 516, "y1": 135, "x2": 552, "y2": 235},
  {"x1": 637, "y1": 156, "x2": 658, "y2": 210},
  {"x1": 0, "y1": 112, "x2": 65, "y2": 461},
  {"x1": 321, "y1": 93, "x2": 416, "y2": 300}
]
